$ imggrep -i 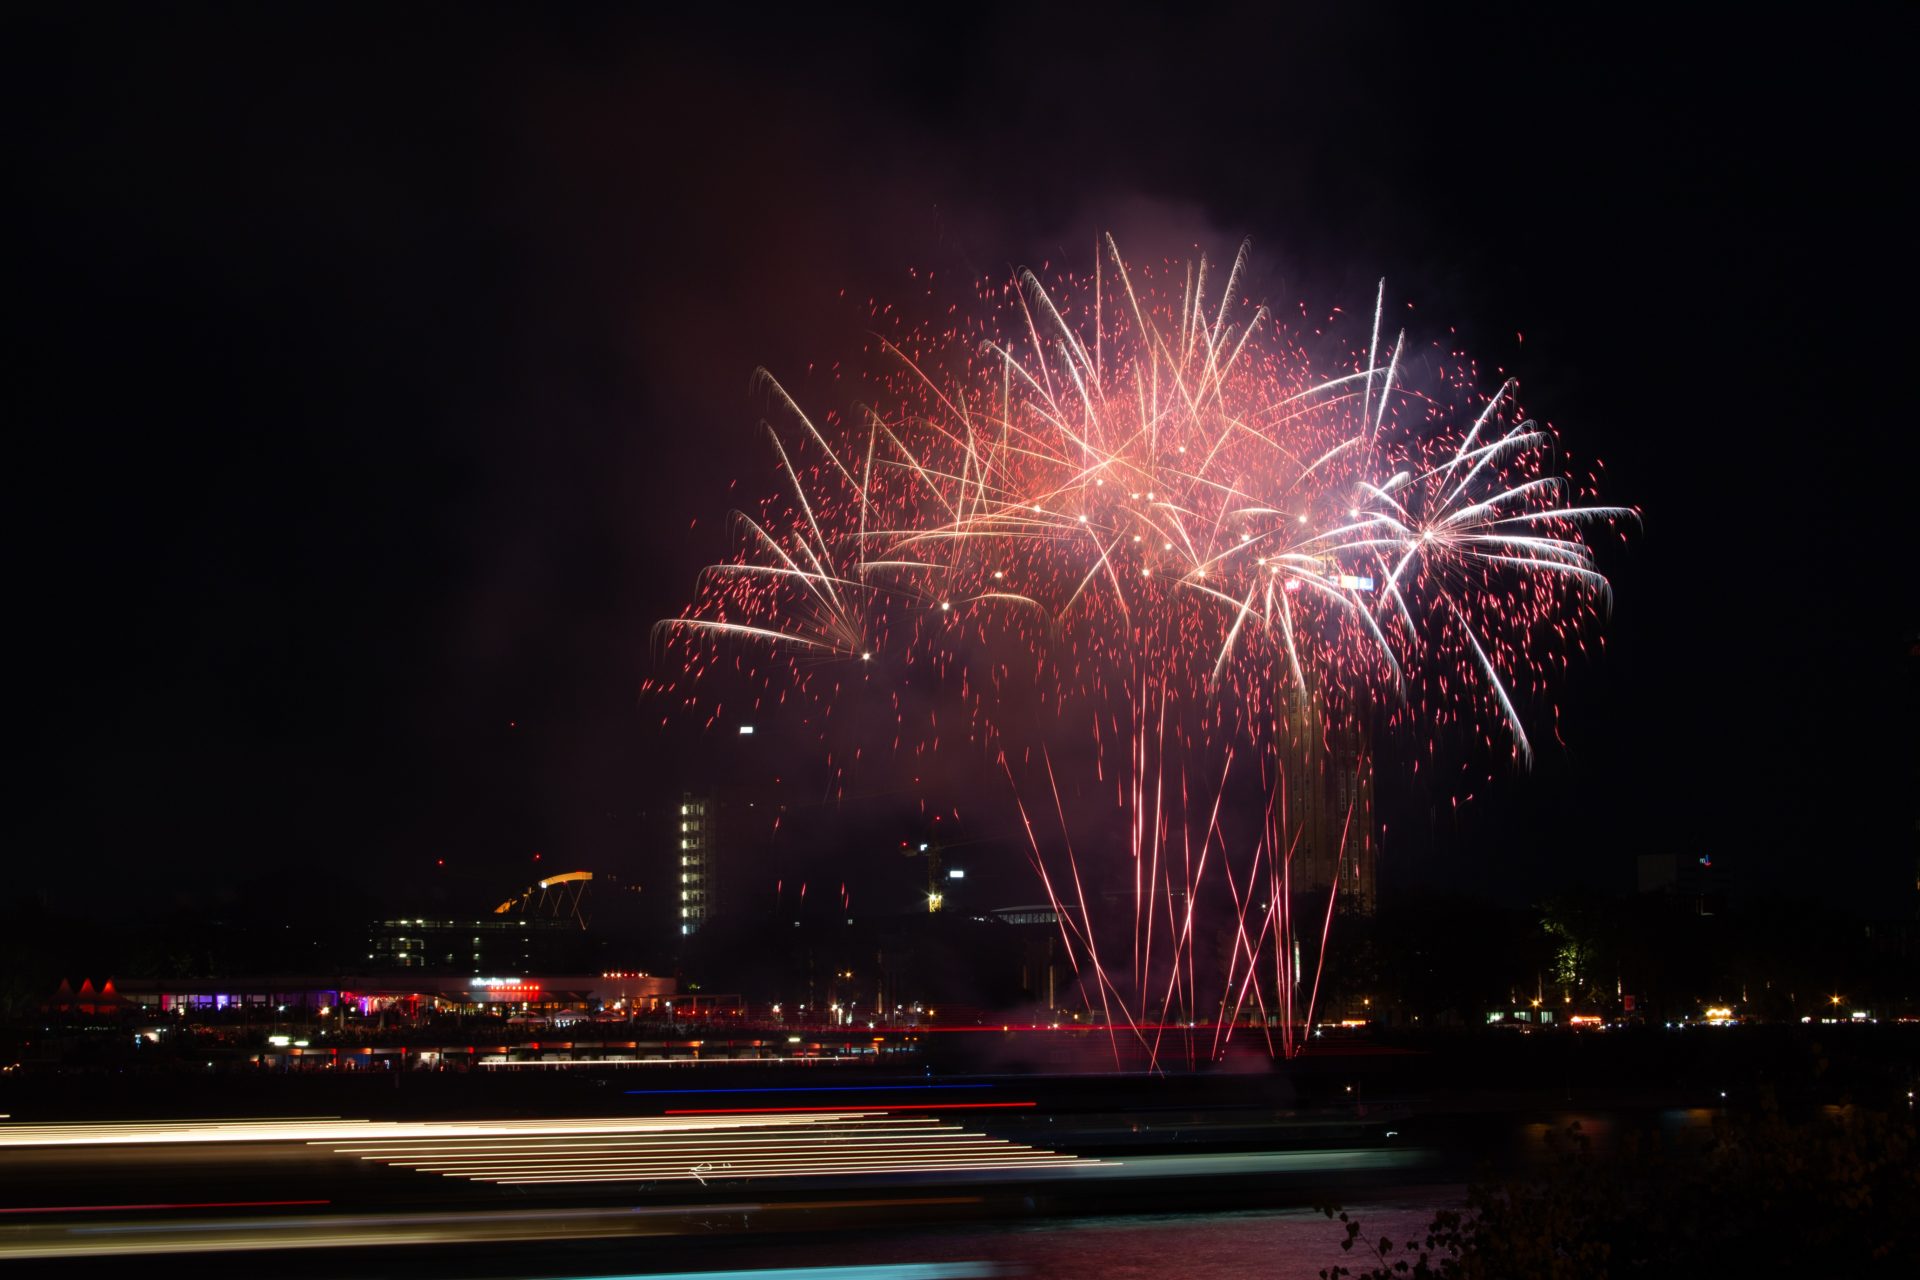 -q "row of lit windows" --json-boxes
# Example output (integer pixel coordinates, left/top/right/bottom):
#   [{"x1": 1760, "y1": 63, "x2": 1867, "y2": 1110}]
[{"x1": 679, "y1": 797, "x2": 712, "y2": 938}]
